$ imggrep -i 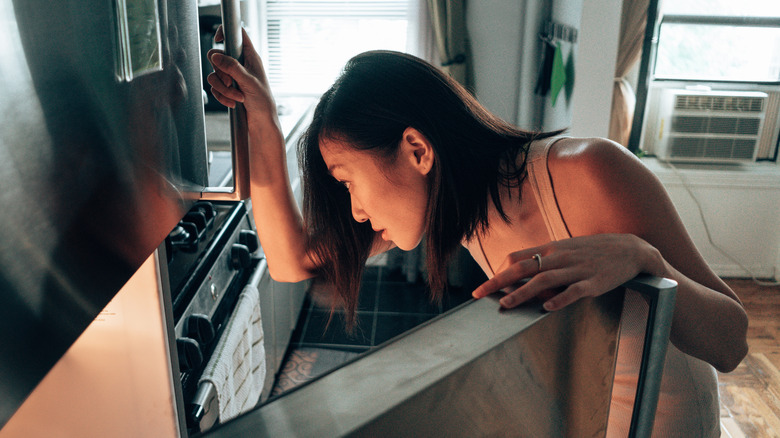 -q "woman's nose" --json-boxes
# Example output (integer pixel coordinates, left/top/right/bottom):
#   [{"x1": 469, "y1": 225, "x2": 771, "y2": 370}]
[{"x1": 350, "y1": 195, "x2": 369, "y2": 223}]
